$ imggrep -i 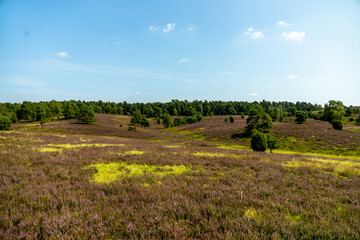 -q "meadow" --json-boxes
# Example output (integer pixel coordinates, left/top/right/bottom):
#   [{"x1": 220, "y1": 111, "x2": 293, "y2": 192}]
[{"x1": 1, "y1": 114, "x2": 360, "y2": 239}]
